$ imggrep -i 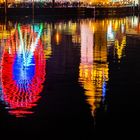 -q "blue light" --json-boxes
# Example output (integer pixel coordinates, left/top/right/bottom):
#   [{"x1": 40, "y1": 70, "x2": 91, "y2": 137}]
[
  {"x1": 13, "y1": 54, "x2": 35, "y2": 86},
  {"x1": 107, "y1": 23, "x2": 115, "y2": 41},
  {"x1": 13, "y1": 24, "x2": 43, "y2": 88},
  {"x1": 102, "y1": 81, "x2": 106, "y2": 102},
  {"x1": 33, "y1": 25, "x2": 40, "y2": 33}
]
